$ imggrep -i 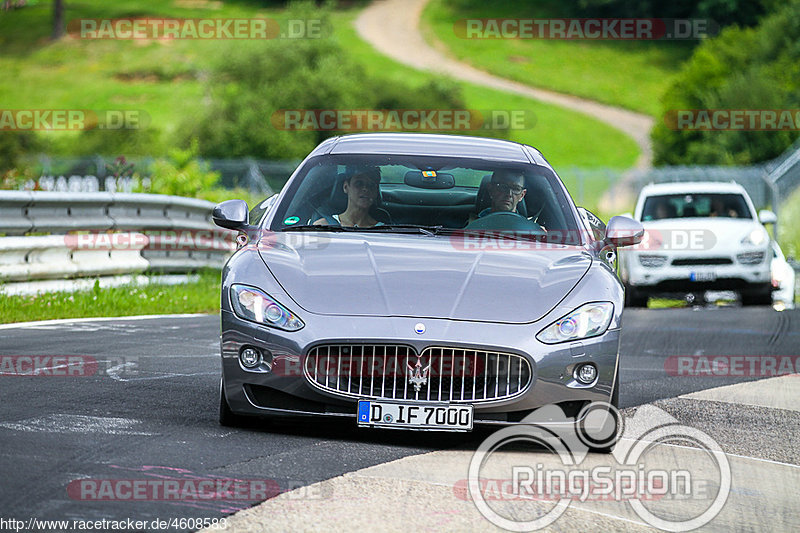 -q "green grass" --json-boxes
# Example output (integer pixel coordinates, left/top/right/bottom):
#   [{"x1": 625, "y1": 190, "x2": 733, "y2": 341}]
[
  {"x1": 421, "y1": 0, "x2": 694, "y2": 117},
  {"x1": 0, "y1": 270, "x2": 220, "y2": 324},
  {"x1": 0, "y1": 1, "x2": 639, "y2": 168},
  {"x1": 778, "y1": 186, "x2": 800, "y2": 261},
  {"x1": 334, "y1": 12, "x2": 639, "y2": 169}
]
